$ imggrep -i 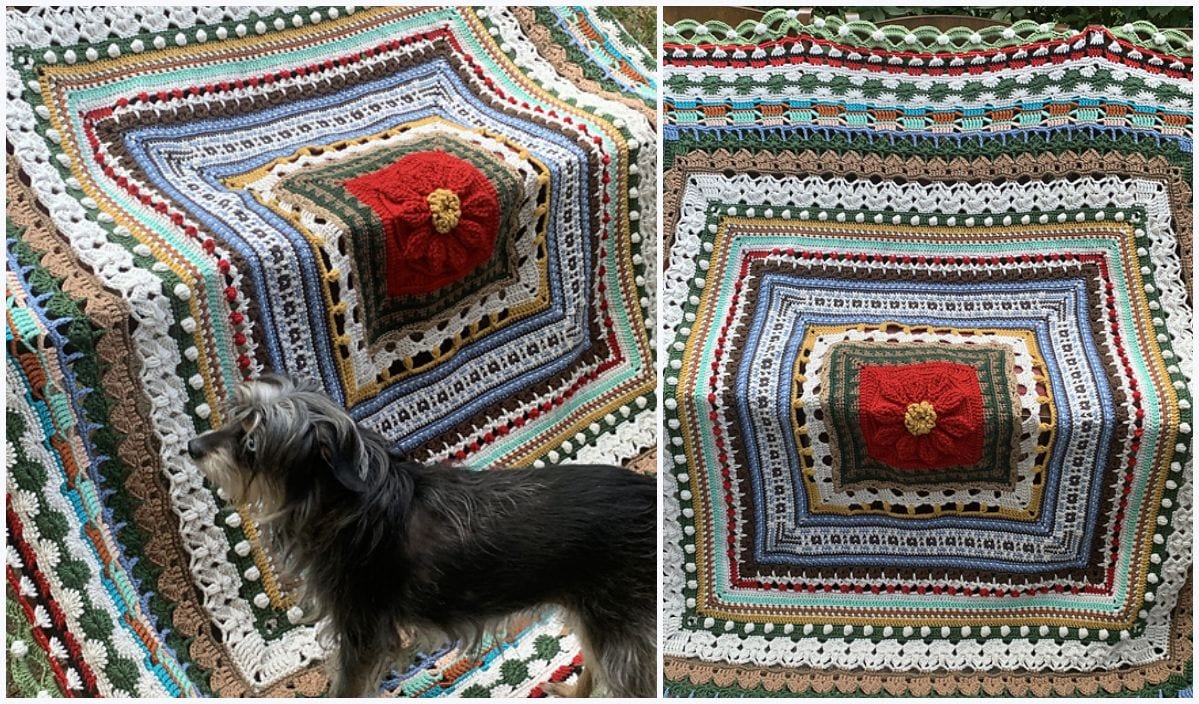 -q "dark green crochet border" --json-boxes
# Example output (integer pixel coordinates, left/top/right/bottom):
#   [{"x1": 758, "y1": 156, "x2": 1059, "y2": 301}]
[
  {"x1": 664, "y1": 659, "x2": 1193, "y2": 698},
  {"x1": 664, "y1": 130, "x2": 1192, "y2": 183},
  {"x1": 9, "y1": 224, "x2": 213, "y2": 695}
]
